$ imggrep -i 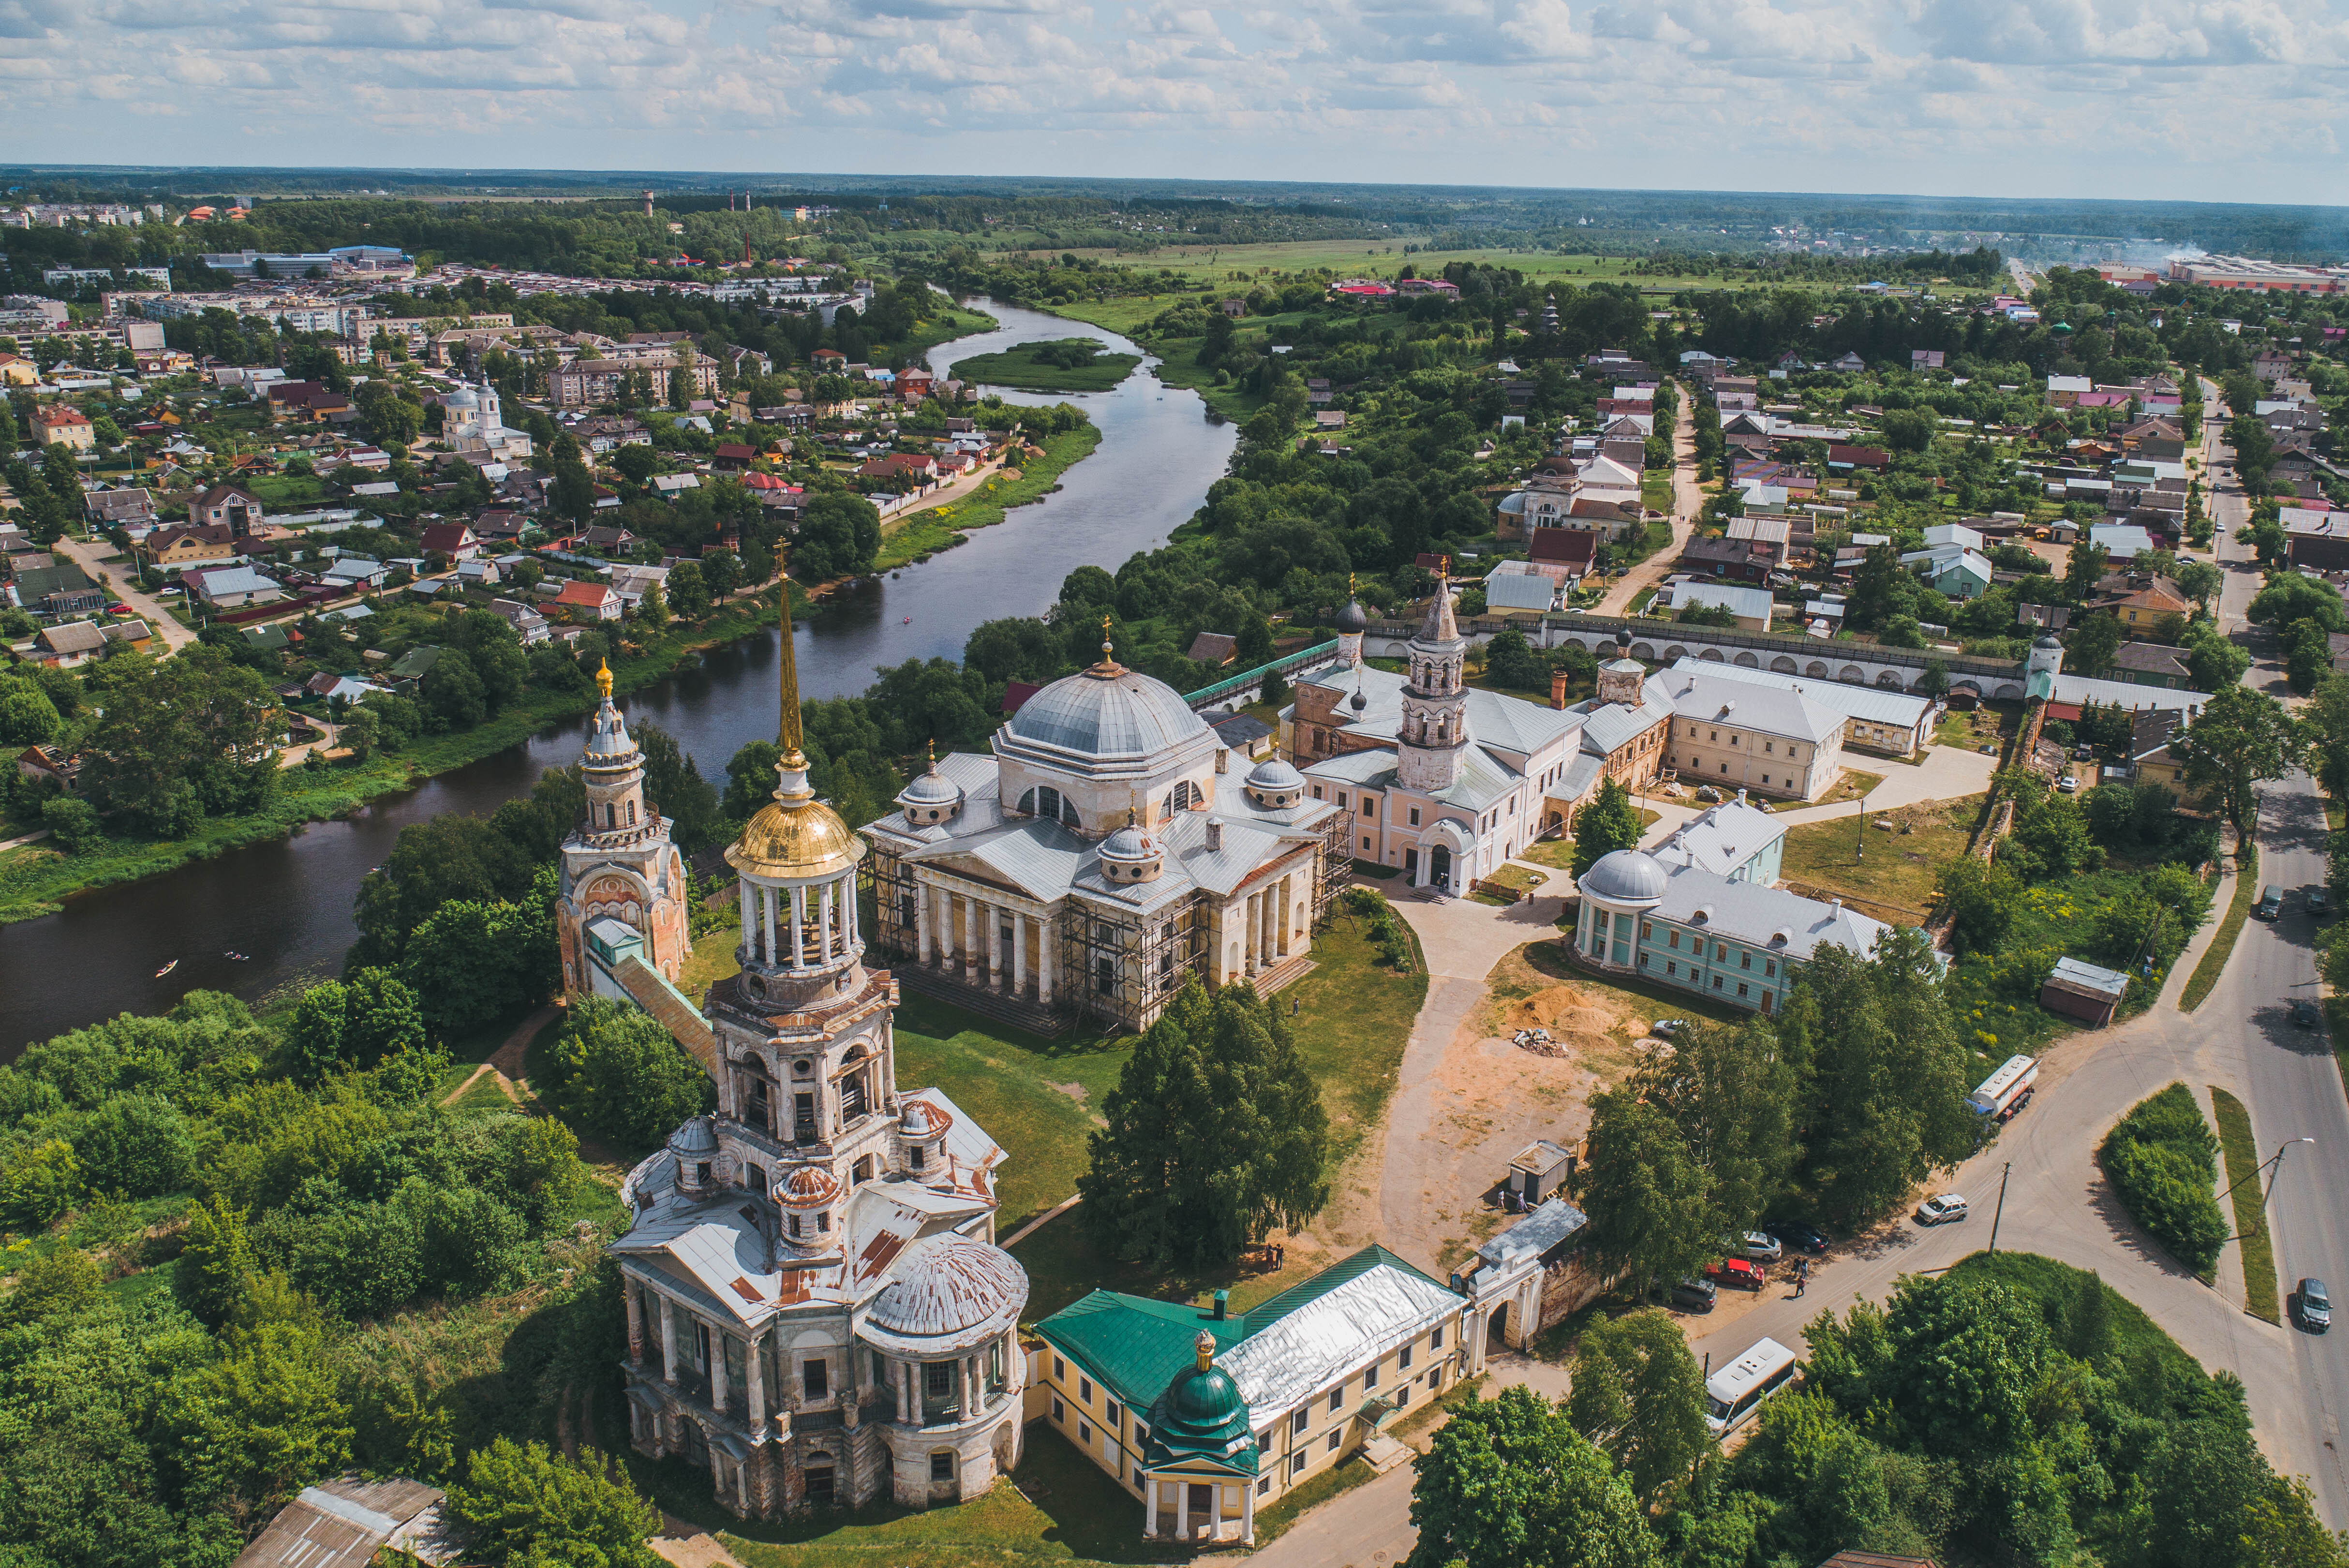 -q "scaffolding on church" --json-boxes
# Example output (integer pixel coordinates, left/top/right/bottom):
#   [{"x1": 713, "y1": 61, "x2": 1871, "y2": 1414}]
[
  {"x1": 1056, "y1": 901, "x2": 1201, "y2": 1034},
  {"x1": 1312, "y1": 811, "x2": 1351, "y2": 932},
  {"x1": 865, "y1": 845, "x2": 918, "y2": 961}
]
